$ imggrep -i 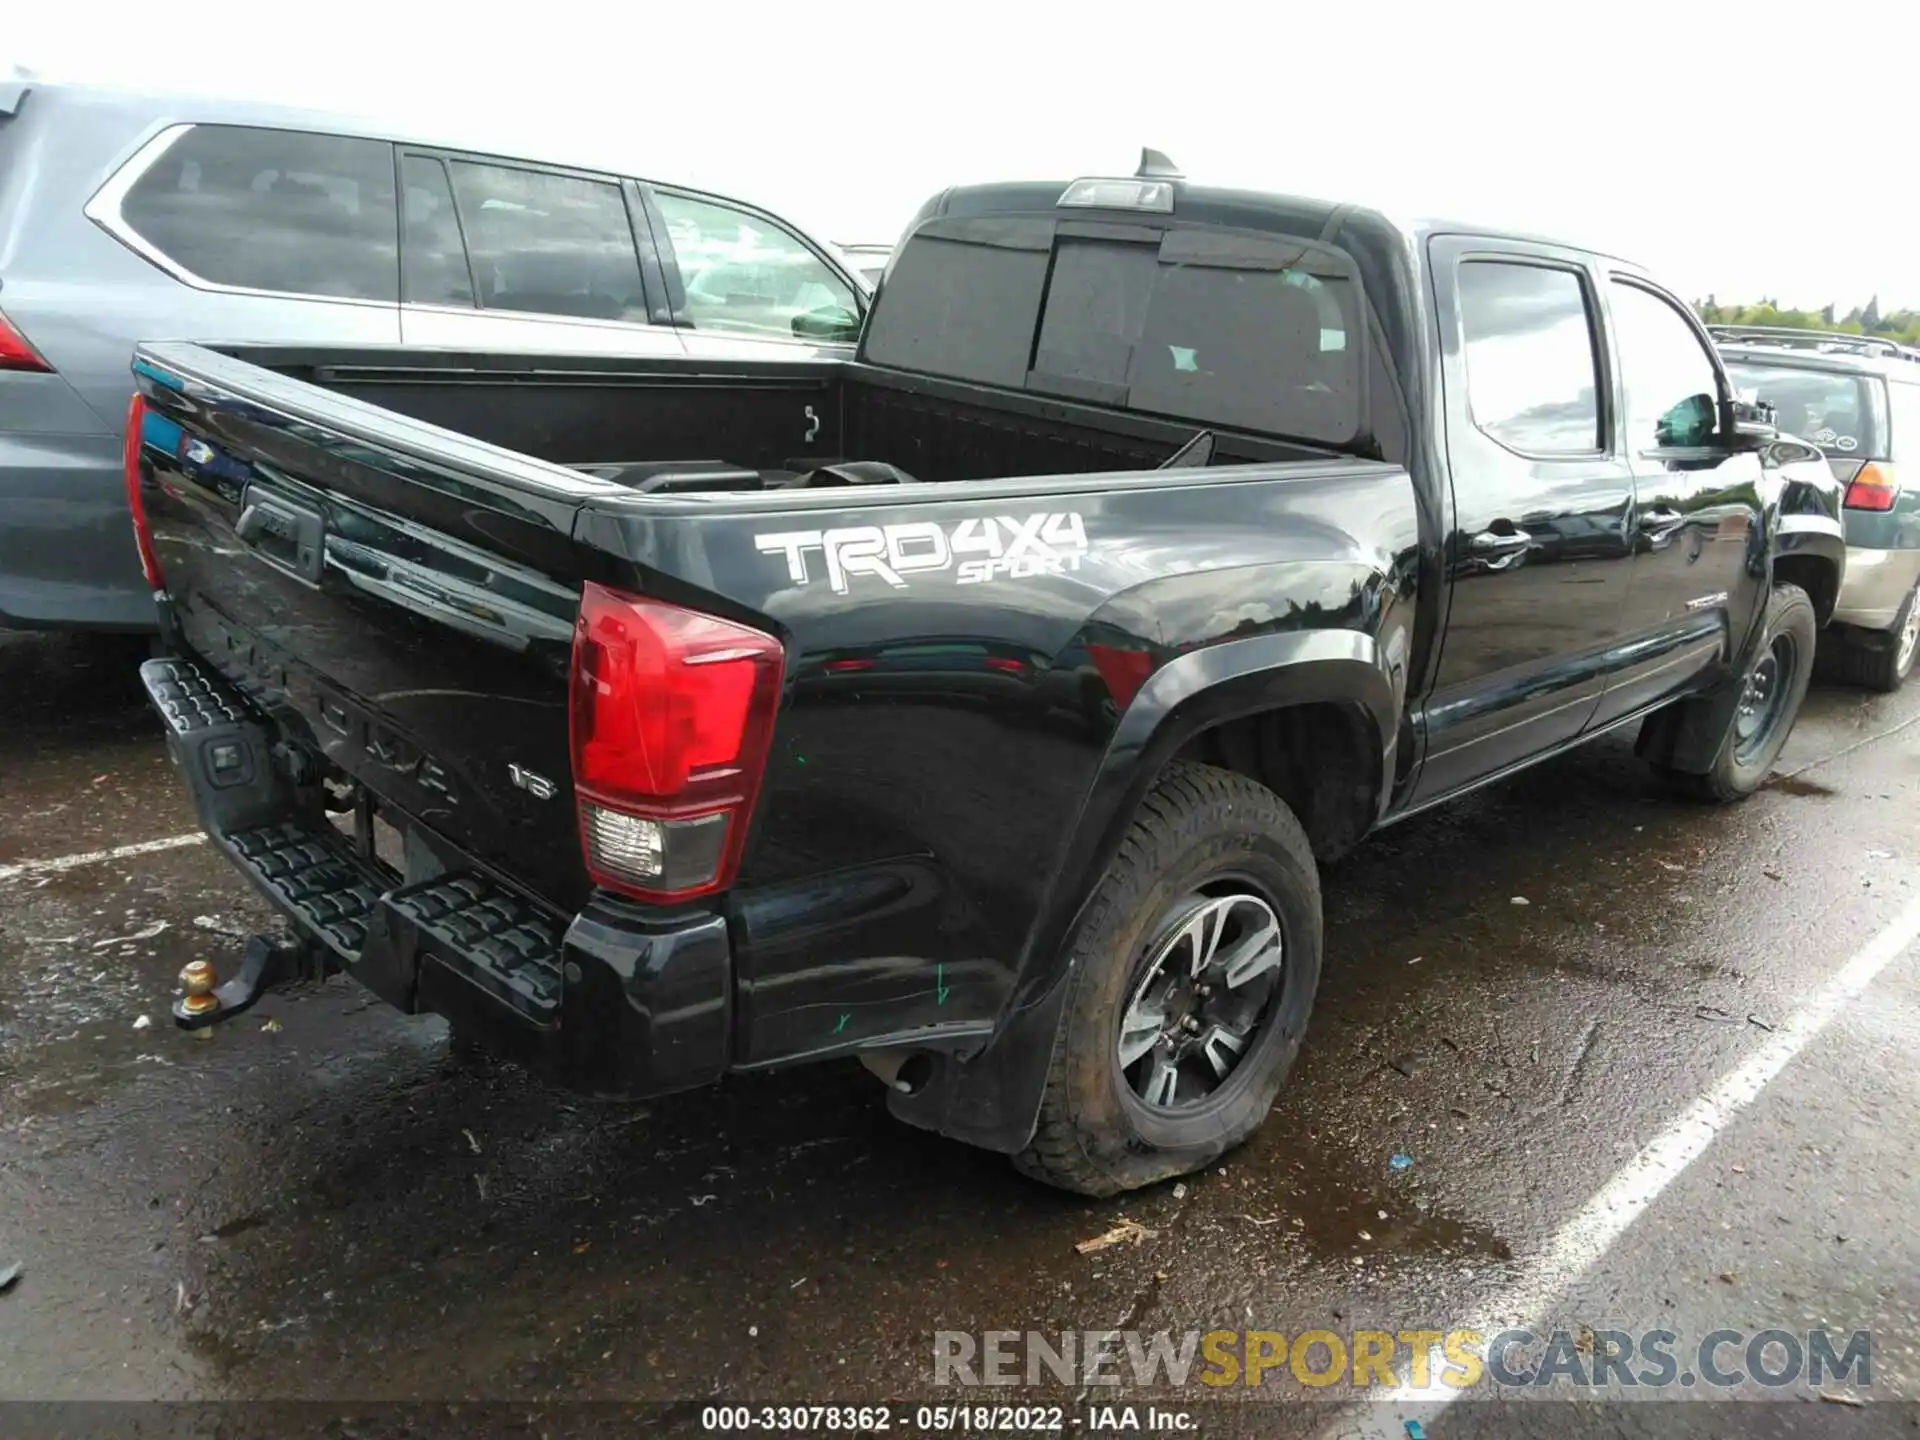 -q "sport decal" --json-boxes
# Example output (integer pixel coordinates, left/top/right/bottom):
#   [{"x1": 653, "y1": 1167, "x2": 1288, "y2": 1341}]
[{"x1": 755, "y1": 513, "x2": 1090, "y2": 594}]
